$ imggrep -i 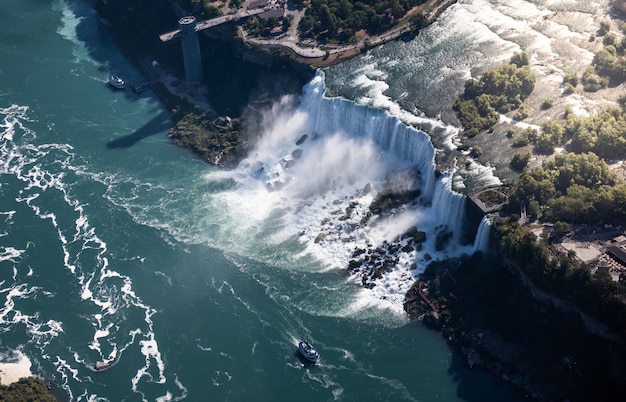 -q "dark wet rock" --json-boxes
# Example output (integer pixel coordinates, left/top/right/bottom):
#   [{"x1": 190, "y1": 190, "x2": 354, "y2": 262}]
[
  {"x1": 401, "y1": 244, "x2": 415, "y2": 253},
  {"x1": 369, "y1": 188, "x2": 422, "y2": 214},
  {"x1": 404, "y1": 227, "x2": 427, "y2": 243},
  {"x1": 435, "y1": 230, "x2": 453, "y2": 251},
  {"x1": 352, "y1": 248, "x2": 366, "y2": 257},
  {"x1": 348, "y1": 259, "x2": 362, "y2": 271},
  {"x1": 362, "y1": 183, "x2": 372, "y2": 195},
  {"x1": 292, "y1": 148, "x2": 303, "y2": 159},
  {"x1": 295, "y1": 134, "x2": 308, "y2": 145}
]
